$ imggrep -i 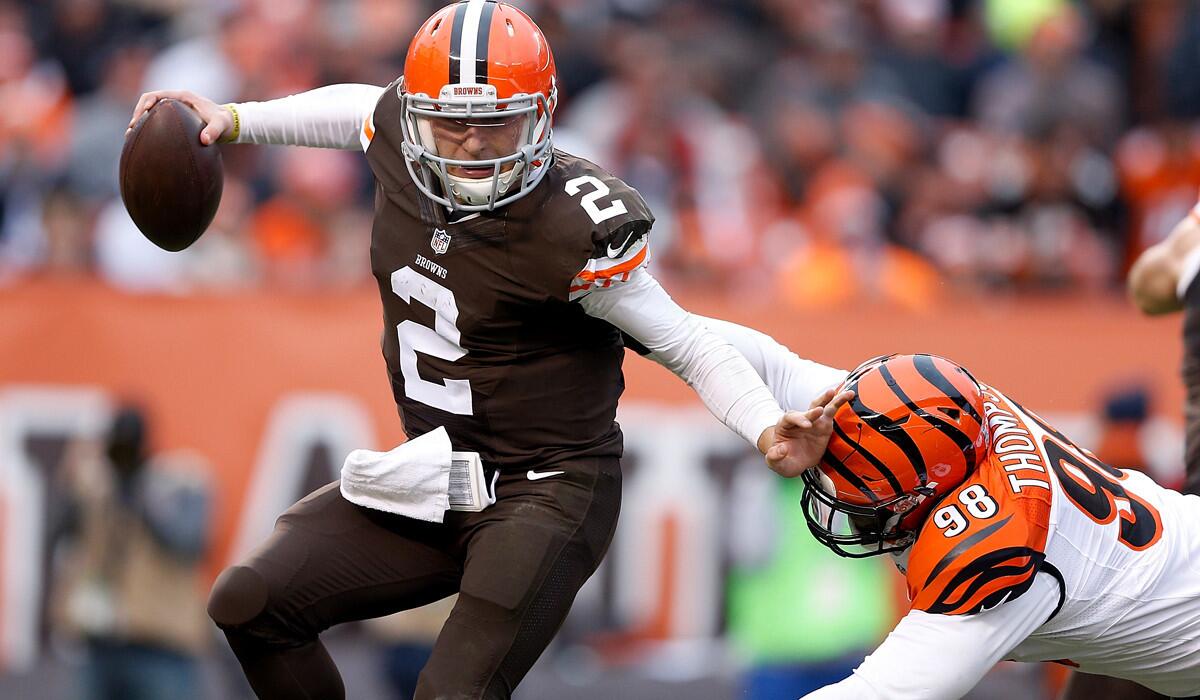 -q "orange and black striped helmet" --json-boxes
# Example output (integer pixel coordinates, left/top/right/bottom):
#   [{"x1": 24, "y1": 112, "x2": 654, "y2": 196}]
[
  {"x1": 399, "y1": 1, "x2": 558, "y2": 211},
  {"x1": 801, "y1": 353, "x2": 988, "y2": 557}
]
